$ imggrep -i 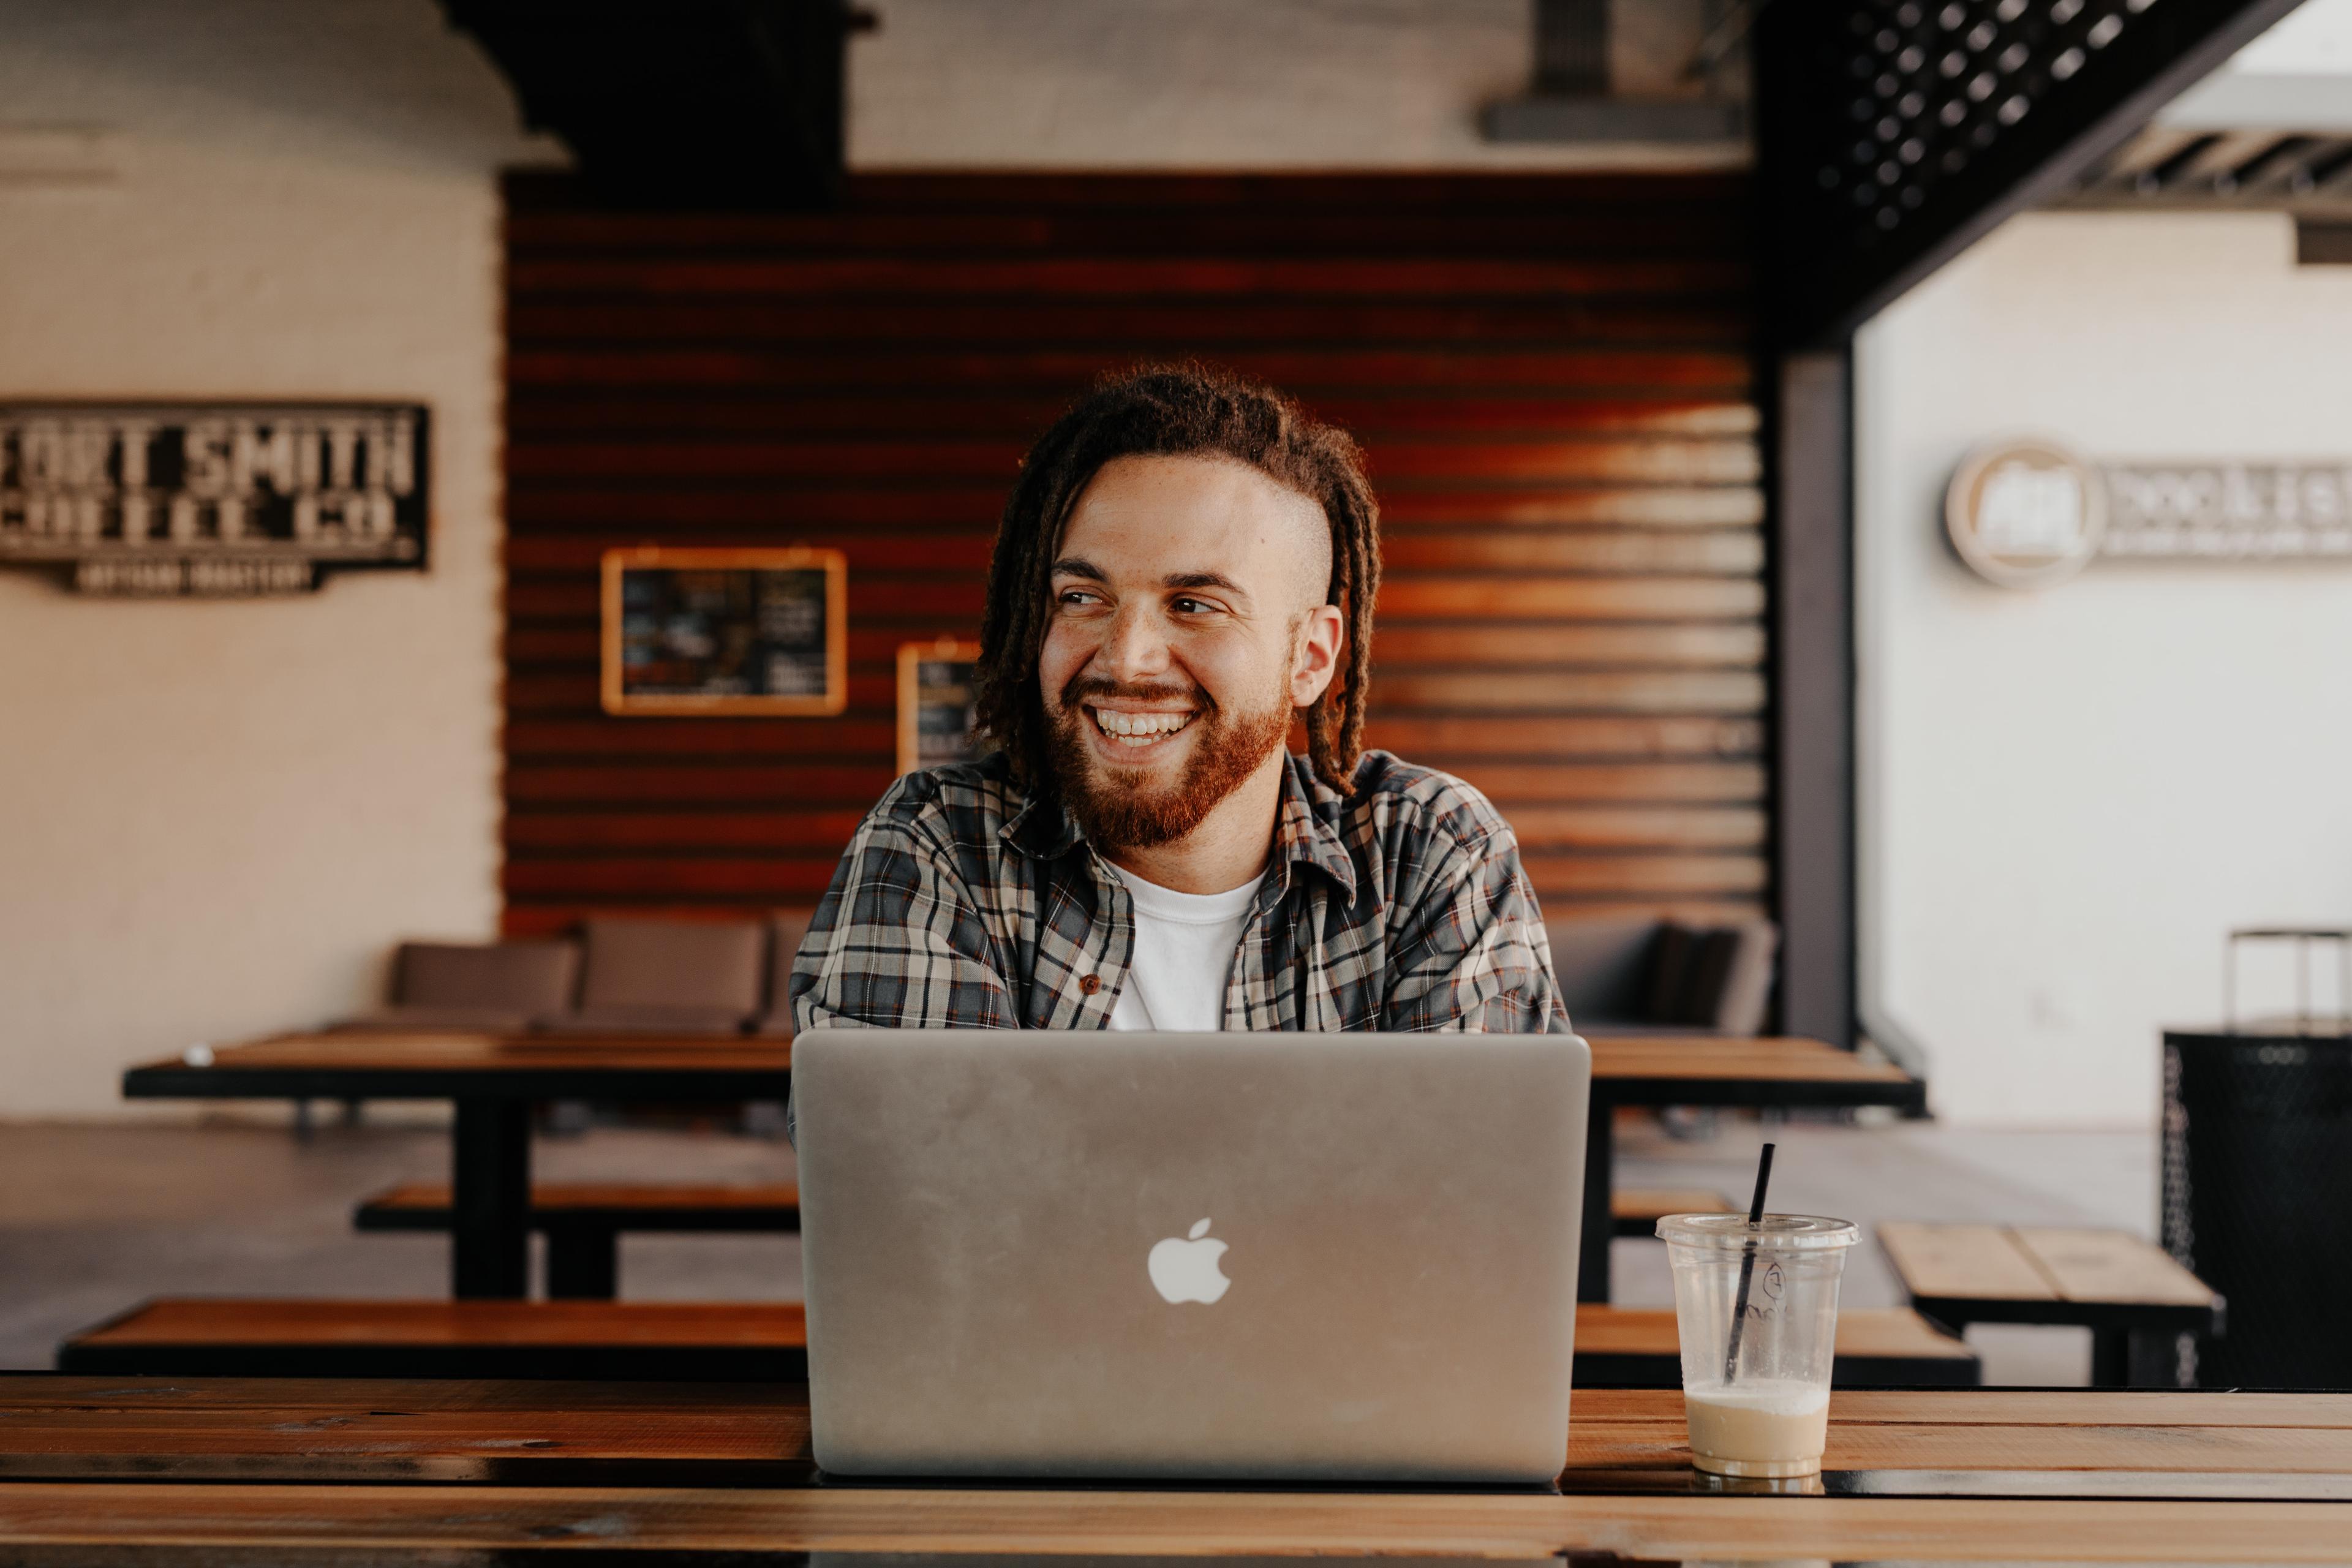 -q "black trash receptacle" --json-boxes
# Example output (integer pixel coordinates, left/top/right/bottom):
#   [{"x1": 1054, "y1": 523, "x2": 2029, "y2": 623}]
[{"x1": 2163, "y1": 1027, "x2": 2352, "y2": 1389}]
